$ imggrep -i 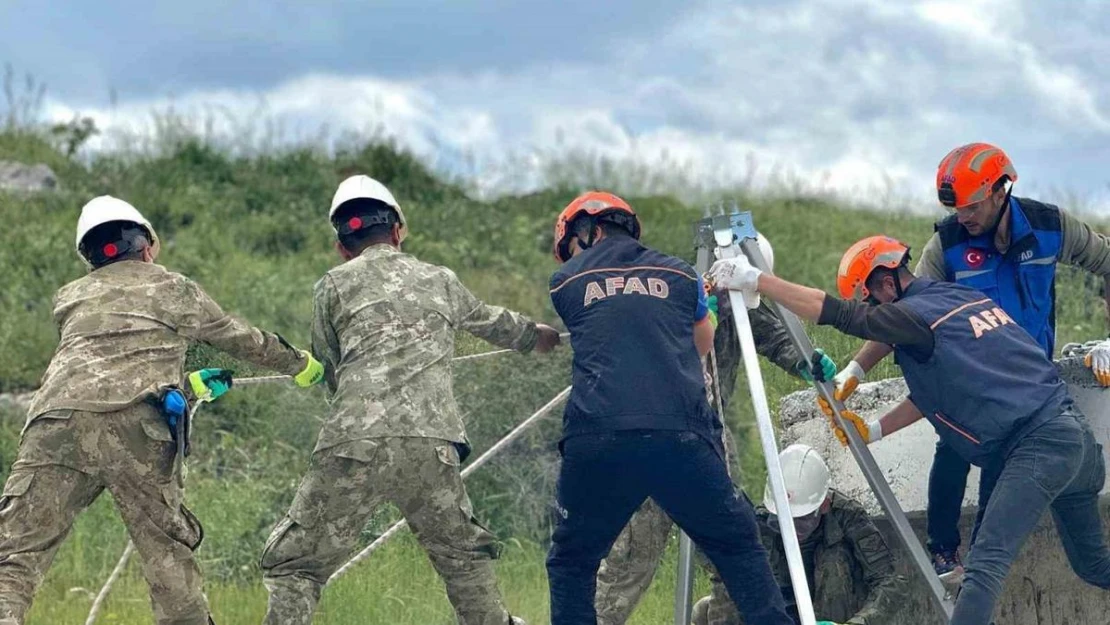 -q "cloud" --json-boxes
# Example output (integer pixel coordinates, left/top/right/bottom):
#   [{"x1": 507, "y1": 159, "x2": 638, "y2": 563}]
[{"x1": 22, "y1": 0, "x2": 1110, "y2": 213}]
